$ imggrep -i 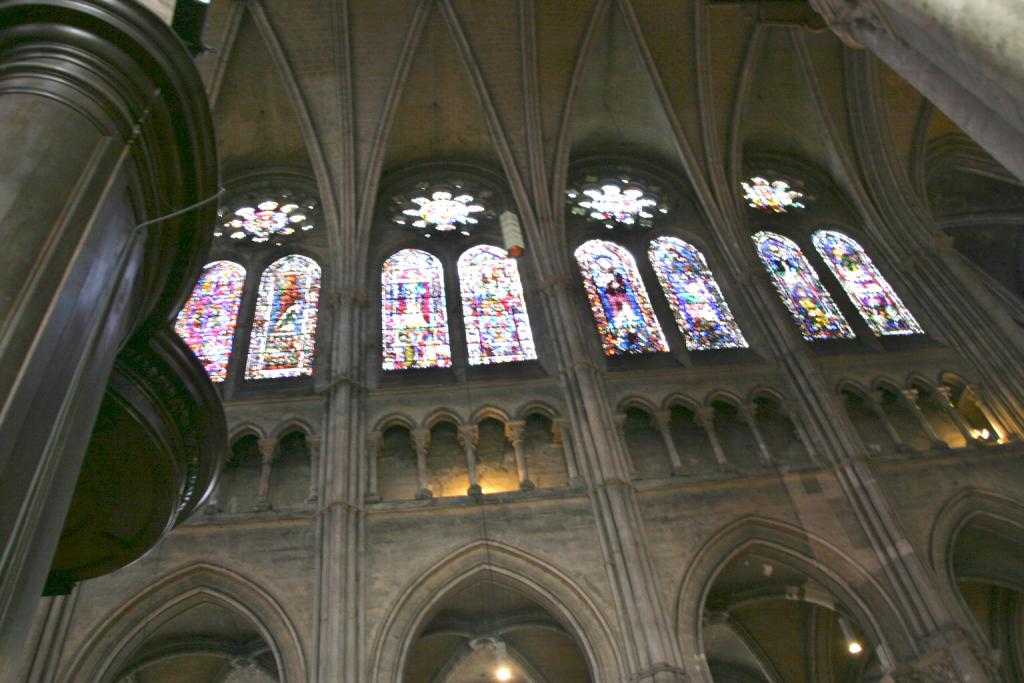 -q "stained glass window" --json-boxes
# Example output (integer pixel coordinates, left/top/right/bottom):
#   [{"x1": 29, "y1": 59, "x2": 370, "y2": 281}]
[
  {"x1": 574, "y1": 239, "x2": 669, "y2": 355},
  {"x1": 812, "y1": 230, "x2": 923, "y2": 336},
  {"x1": 245, "y1": 254, "x2": 321, "y2": 379},
  {"x1": 215, "y1": 198, "x2": 315, "y2": 244},
  {"x1": 382, "y1": 249, "x2": 452, "y2": 370},
  {"x1": 742, "y1": 177, "x2": 805, "y2": 213},
  {"x1": 457, "y1": 245, "x2": 537, "y2": 365},
  {"x1": 175, "y1": 260, "x2": 245, "y2": 382},
  {"x1": 648, "y1": 237, "x2": 748, "y2": 350},
  {"x1": 398, "y1": 191, "x2": 485, "y2": 233},
  {"x1": 753, "y1": 231, "x2": 854, "y2": 340}
]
